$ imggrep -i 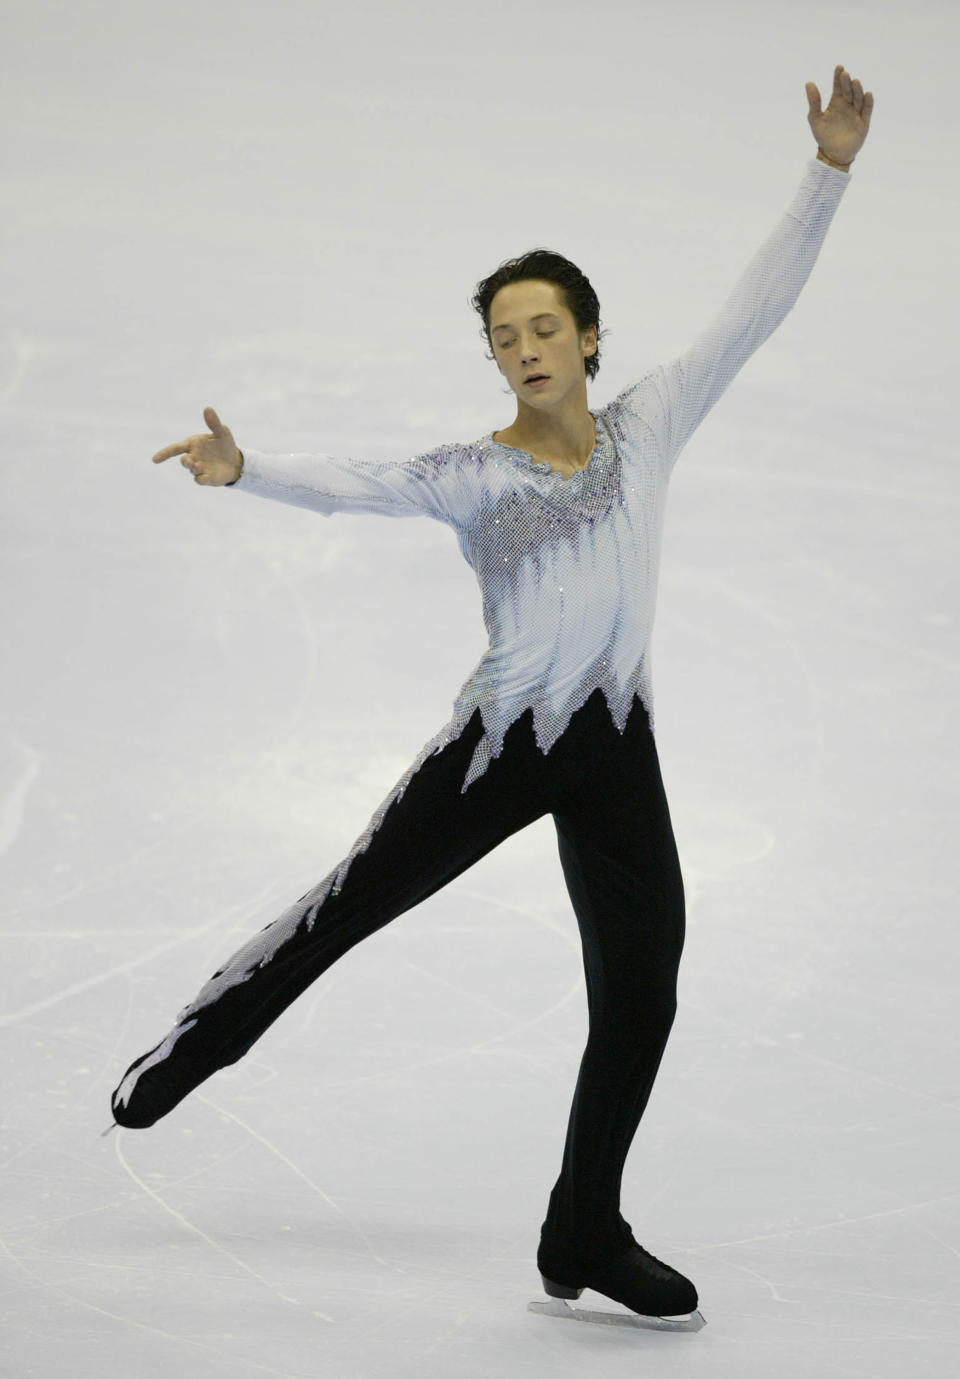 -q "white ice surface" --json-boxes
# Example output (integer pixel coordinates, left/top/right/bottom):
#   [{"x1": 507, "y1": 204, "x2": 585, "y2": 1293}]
[{"x1": 2, "y1": 2, "x2": 958, "y2": 1376}]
